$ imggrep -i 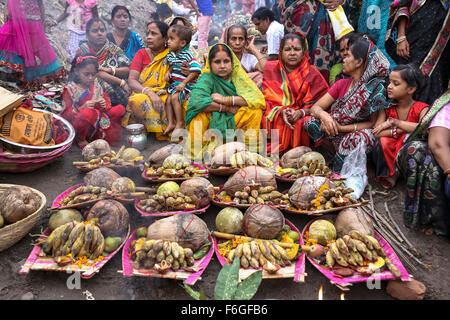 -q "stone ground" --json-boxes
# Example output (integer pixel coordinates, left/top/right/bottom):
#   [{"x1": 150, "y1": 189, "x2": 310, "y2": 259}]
[{"x1": 1, "y1": 134, "x2": 449, "y2": 301}]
